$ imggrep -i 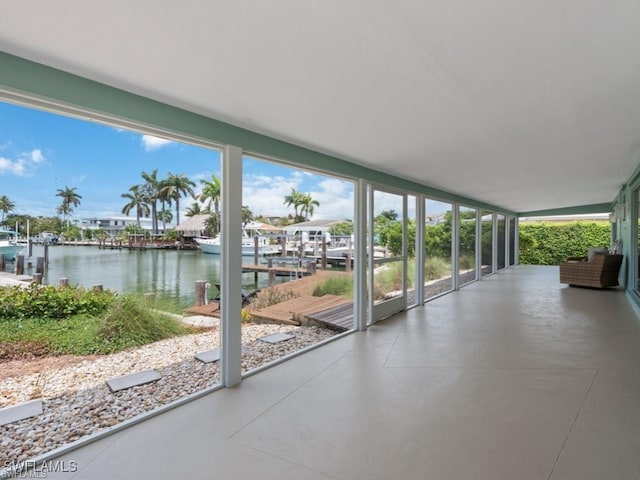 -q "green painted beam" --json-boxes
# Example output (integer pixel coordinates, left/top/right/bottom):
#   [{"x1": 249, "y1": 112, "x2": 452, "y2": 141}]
[
  {"x1": 518, "y1": 203, "x2": 612, "y2": 217},
  {"x1": 0, "y1": 51, "x2": 517, "y2": 214}
]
